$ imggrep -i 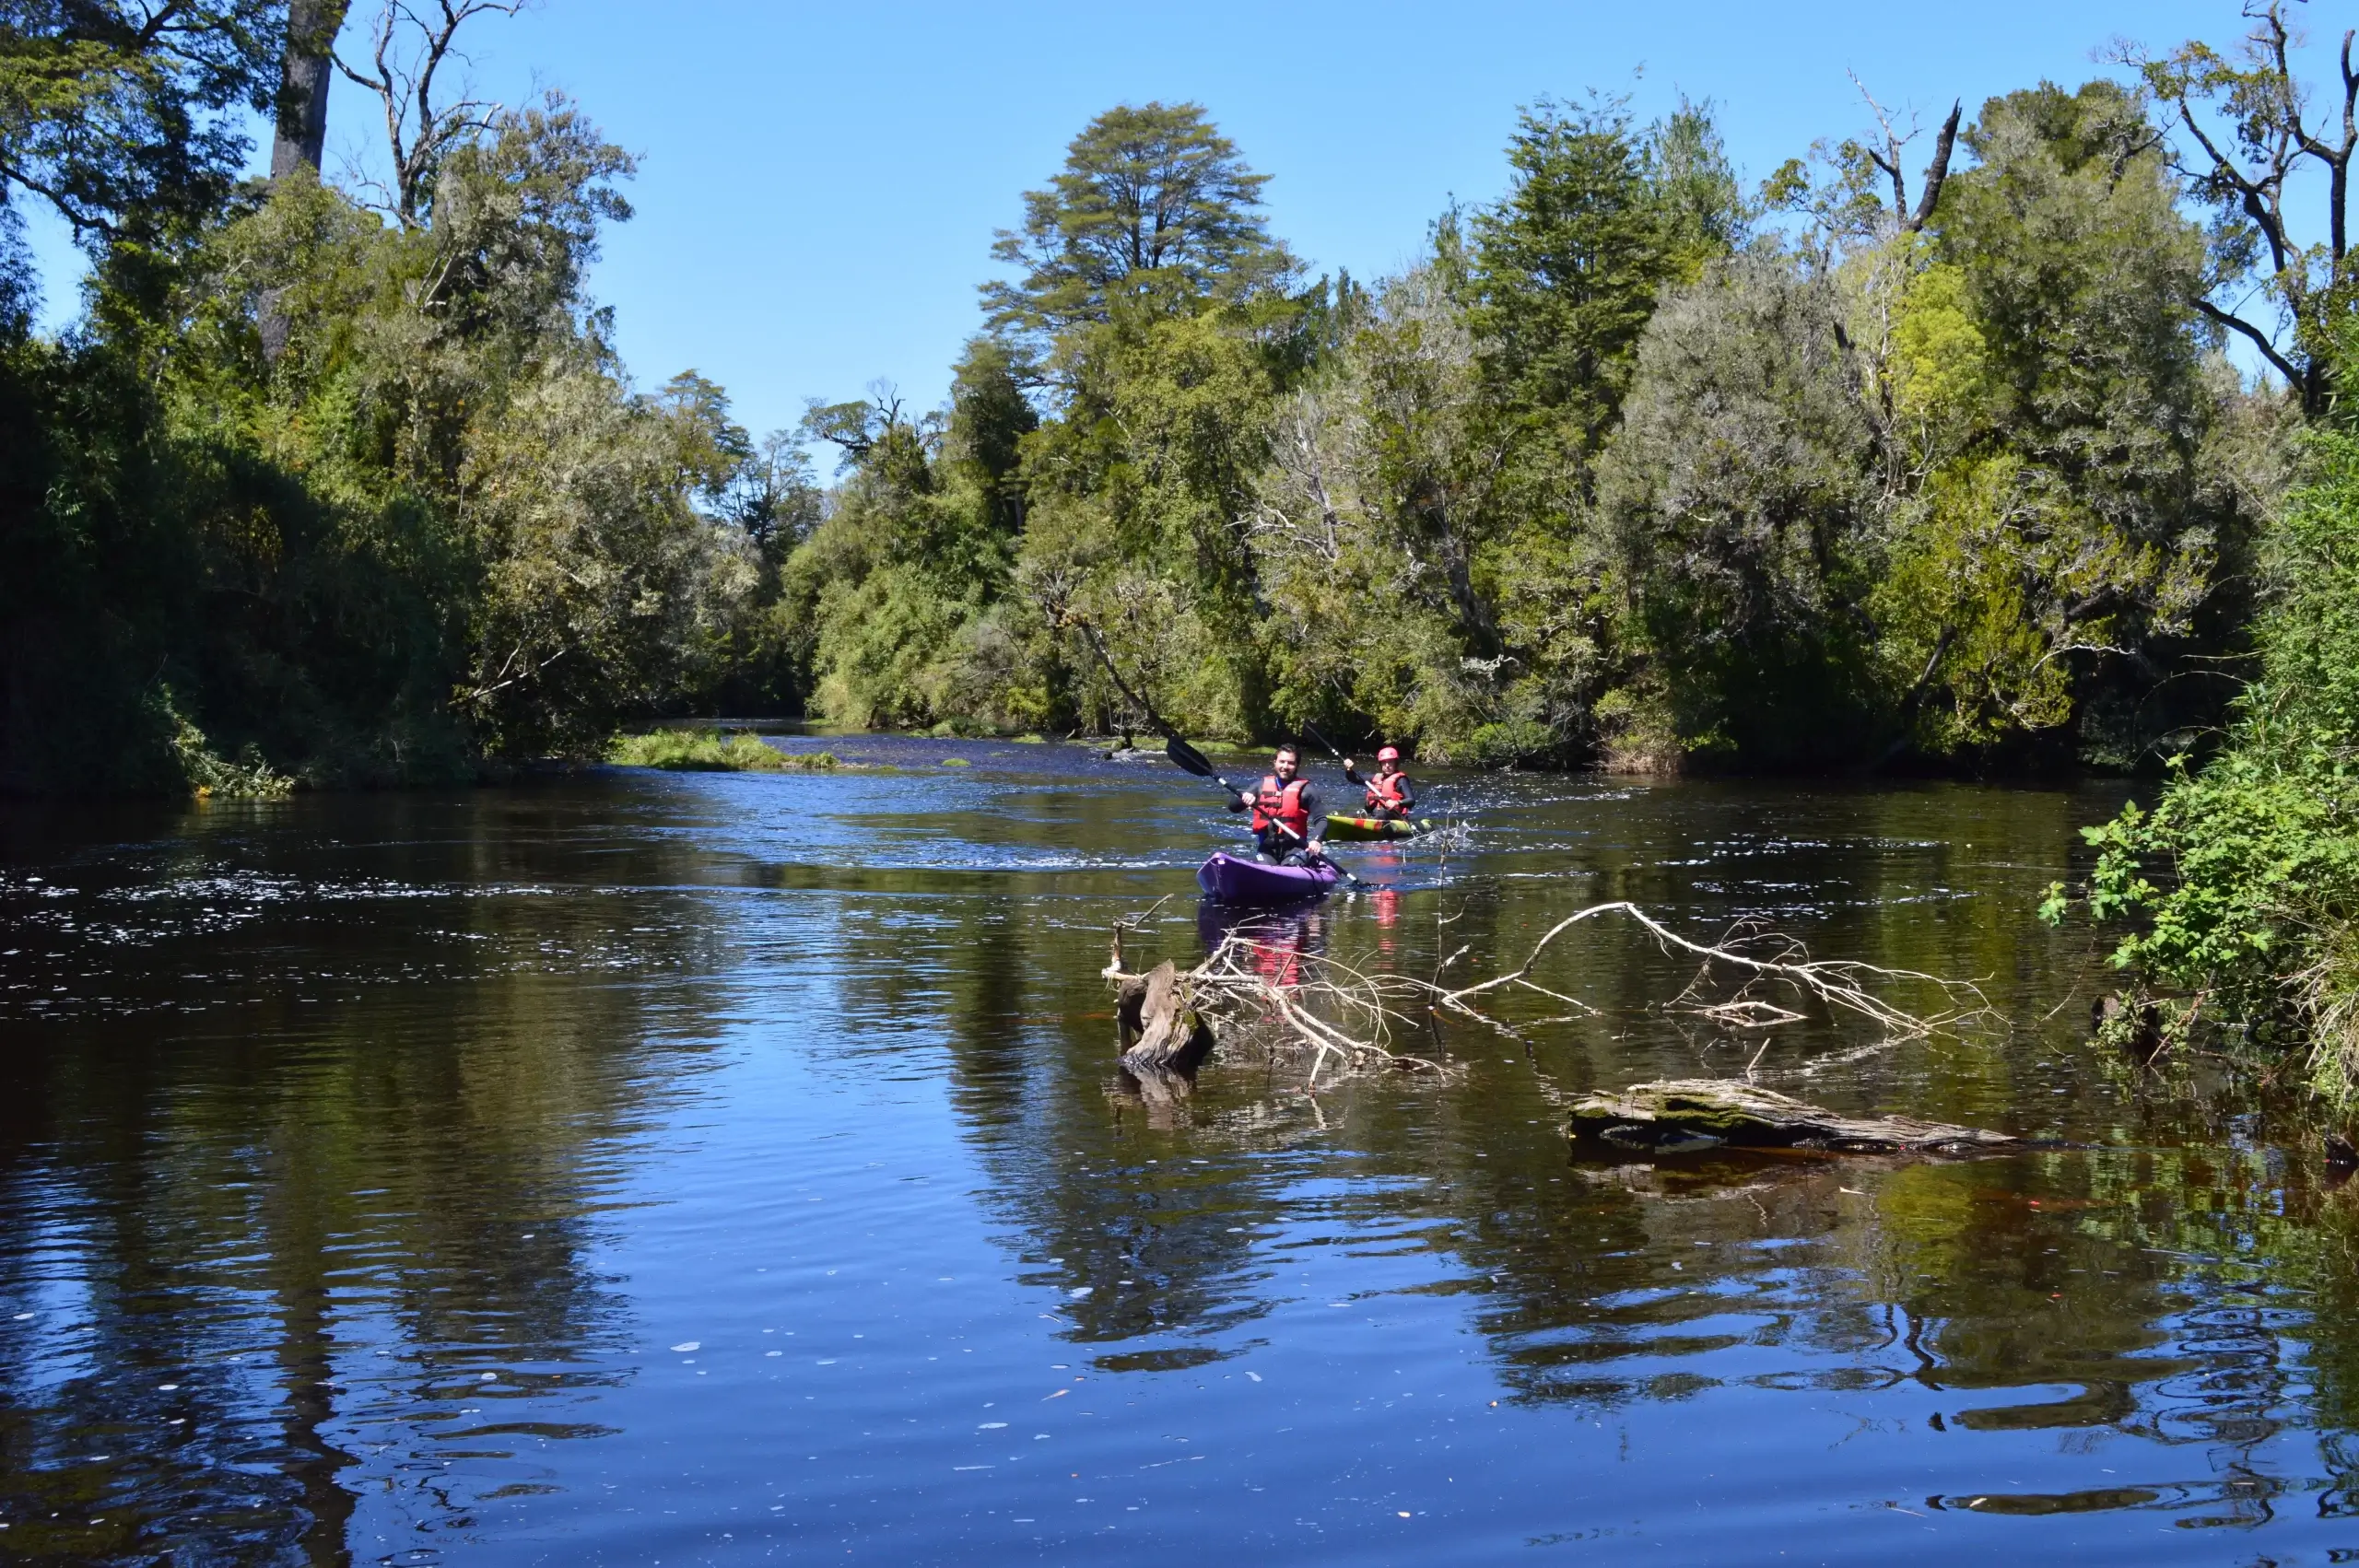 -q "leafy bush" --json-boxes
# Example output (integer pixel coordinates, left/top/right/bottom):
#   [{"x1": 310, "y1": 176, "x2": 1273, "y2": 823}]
[
  {"x1": 166, "y1": 694, "x2": 294, "y2": 799},
  {"x1": 2046, "y1": 426, "x2": 2359, "y2": 1095}
]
